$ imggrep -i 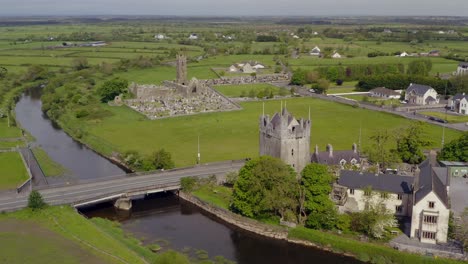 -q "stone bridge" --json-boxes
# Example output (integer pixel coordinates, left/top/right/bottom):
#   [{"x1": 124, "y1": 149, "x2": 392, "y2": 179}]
[{"x1": 0, "y1": 160, "x2": 245, "y2": 212}]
